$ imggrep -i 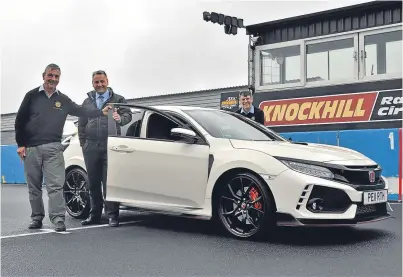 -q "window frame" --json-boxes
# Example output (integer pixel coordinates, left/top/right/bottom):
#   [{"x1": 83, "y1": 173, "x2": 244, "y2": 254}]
[
  {"x1": 161, "y1": 110, "x2": 210, "y2": 145},
  {"x1": 253, "y1": 22, "x2": 402, "y2": 93},
  {"x1": 358, "y1": 24, "x2": 402, "y2": 81},
  {"x1": 107, "y1": 104, "x2": 210, "y2": 146},
  {"x1": 119, "y1": 109, "x2": 145, "y2": 138},
  {"x1": 143, "y1": 111, "x2": 208, "y2": 145},
  {"x1": 254, "y1": 39, "x2": 306, "y2": 91},
  {"x1": 304, "y1": 32, "x2": 359, "y2": 87}
]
